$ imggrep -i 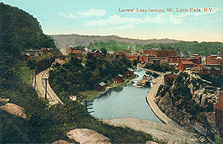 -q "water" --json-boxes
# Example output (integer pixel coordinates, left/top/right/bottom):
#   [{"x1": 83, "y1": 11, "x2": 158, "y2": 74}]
[{"x1": 88, "y1": 69, "x2": 162, "y2": 123}]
